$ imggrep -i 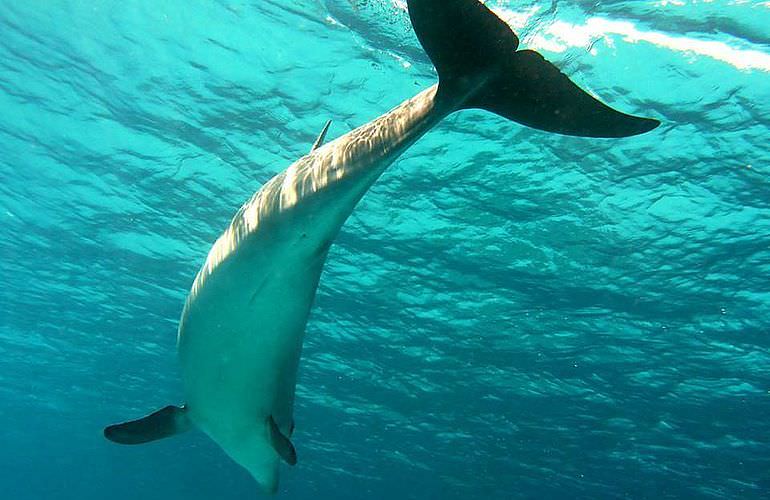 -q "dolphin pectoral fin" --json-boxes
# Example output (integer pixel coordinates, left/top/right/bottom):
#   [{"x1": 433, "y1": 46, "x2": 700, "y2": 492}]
[
  {"x1": 310, "y1": 119, "x2": 332, "y2": 152},
  {"x1": 104, "y1": 404, "x2": 191, "y2": 445},
  {"x1": 268, "y1": 415, "x2": 297, "y2": 466}
]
